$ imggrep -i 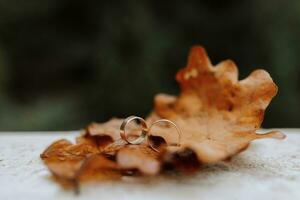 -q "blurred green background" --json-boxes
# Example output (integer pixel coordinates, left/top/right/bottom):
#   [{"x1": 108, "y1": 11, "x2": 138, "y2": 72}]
[{"x1": 0, "y1": 0, "x2": 299, "y2": 131}]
